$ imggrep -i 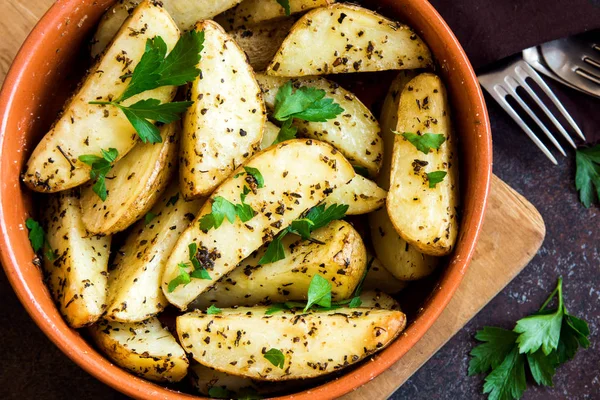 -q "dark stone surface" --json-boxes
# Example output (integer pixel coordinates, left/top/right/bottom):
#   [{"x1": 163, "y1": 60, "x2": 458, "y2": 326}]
[{"x1": 1, "y1": 2, "x2": 599, "y2": 400}]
